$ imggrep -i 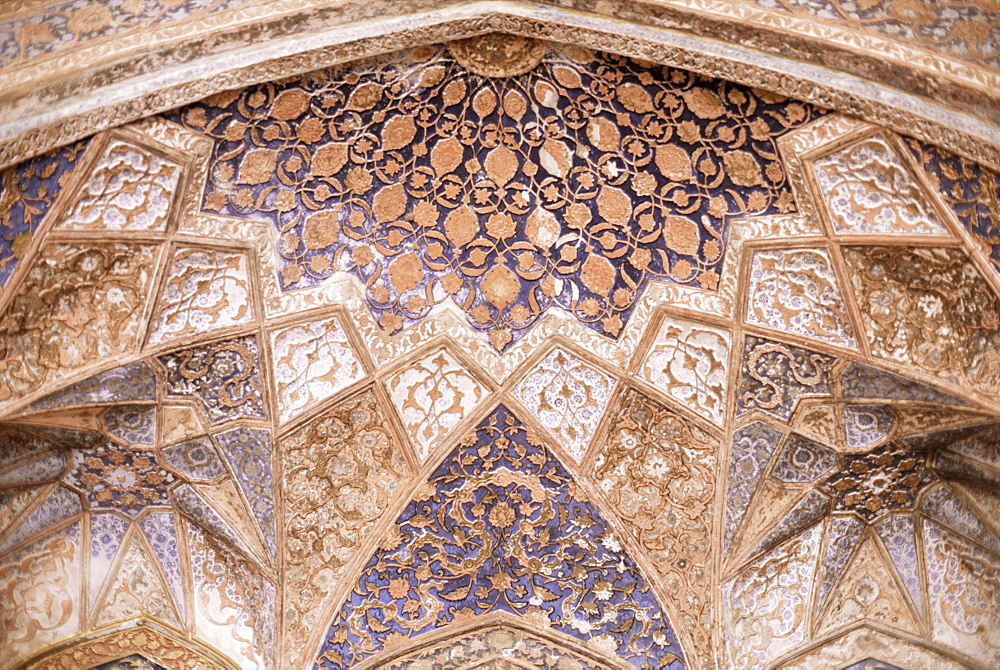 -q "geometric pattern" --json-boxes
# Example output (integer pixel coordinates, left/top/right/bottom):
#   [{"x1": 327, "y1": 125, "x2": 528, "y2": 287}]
[{"x1": 3, "y1": 30, "x2": 1000, "y2": 670}]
